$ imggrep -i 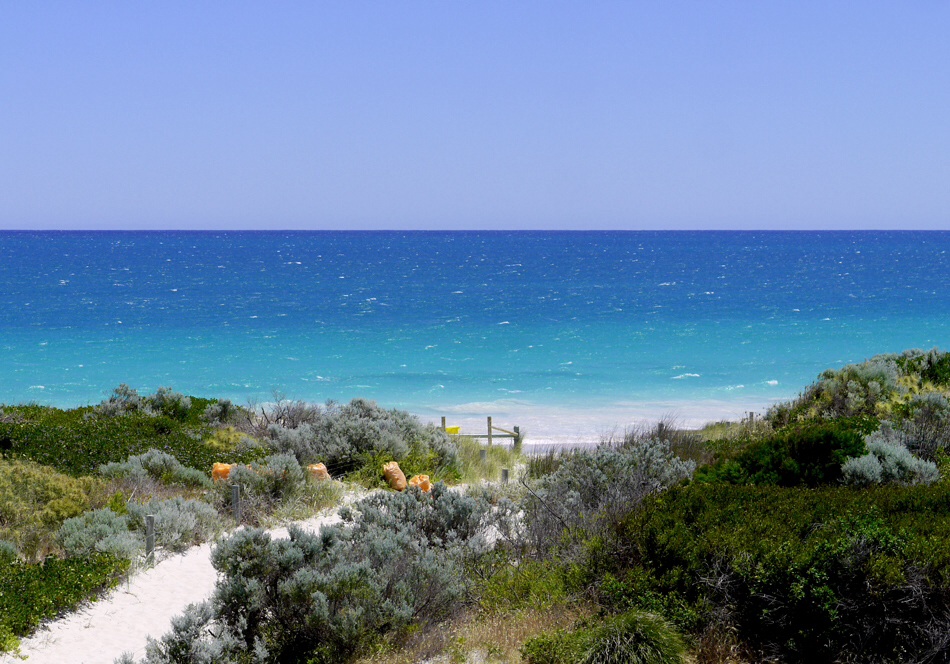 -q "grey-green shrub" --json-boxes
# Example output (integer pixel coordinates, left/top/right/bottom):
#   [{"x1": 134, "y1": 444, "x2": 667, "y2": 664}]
[
  {"x1": 0, "y1": 539, "x2": 17, "y2": 563},
  {"x1": 201, "y1": 399, "x2": 237, "y2": 425},
  {"x1": 214, "y1": 452, "x2": 309, "y2": 525},
  {"x1": 147, "y1": 387, "x2": 192, "y2": 421},
  {"x1": 58, "y1": 508, "x2": 142, "y2": 560},
  {"x1": 97, "y1": 384, "x2": 149, "y2": 417},
  {"x1": 842, "y1": 434, "x2": 940, "y2": 487},
  {"x1": 117, "y1": 601, "x2": 244, "y2": 664},
  {"x1": 126, "y1": 498, "x2": 222, "y2": 553},
  {"x1": 100, "y1": 449, "x2": 212, "y2": 489},
  {"x1": 262, "y1": 398, "x2": 458, "y2": 476},
  {"x1": 523, "y1": 440, "x2": 695, "y2": 558},
  {"x1": 127, "y1": 485, "x2": 499, "y2": 663},
  {"x1": 902, "y1": 392, "x2": 950, "y2": 459}
]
